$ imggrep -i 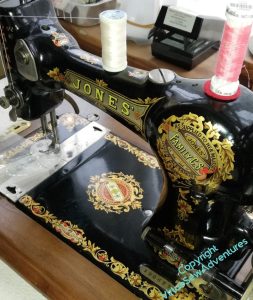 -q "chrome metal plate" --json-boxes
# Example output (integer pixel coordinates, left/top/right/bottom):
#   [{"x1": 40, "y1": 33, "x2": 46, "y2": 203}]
[{"x1": 0, "y1": 122, "x2": 109, "y2": 202}]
